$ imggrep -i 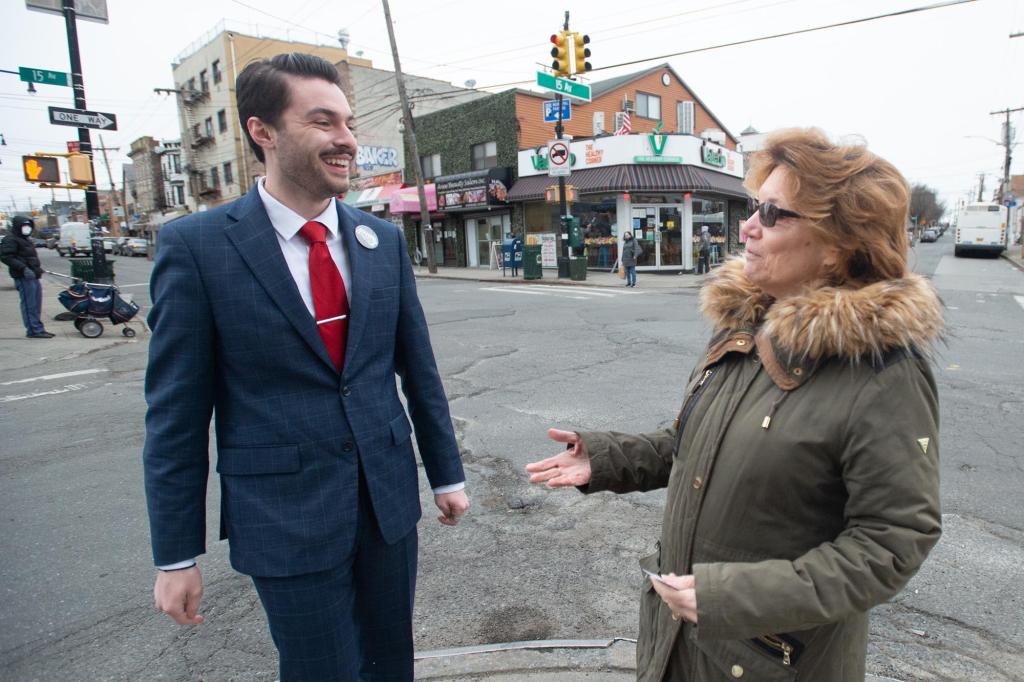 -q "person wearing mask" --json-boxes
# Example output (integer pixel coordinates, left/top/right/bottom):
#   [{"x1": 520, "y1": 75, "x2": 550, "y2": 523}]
[
  {"x1": 621, "y1": 231, "x2": 643, "y2": 287},
  {"x1": 1, "y1": 216, "x2": 54, "y2": 339},
  {"x1": 526, "y1": 128, "x2": 942, "y2": 681},
  {"x1": 144, "y1": 53, "x2": 468, "y2": 681},
  {"x1": 697, "y1": 226, "x2": 711, "y2": 275}
]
